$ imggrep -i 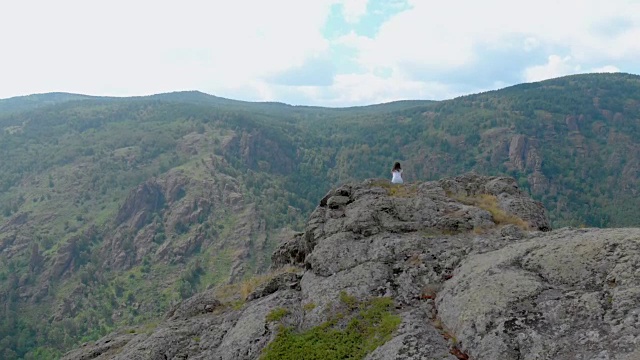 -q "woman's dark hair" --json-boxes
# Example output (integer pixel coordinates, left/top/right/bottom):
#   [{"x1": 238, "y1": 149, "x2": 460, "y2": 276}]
[{"x1": 392, "y1": 162, "x2": 401, "y2": 171}]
